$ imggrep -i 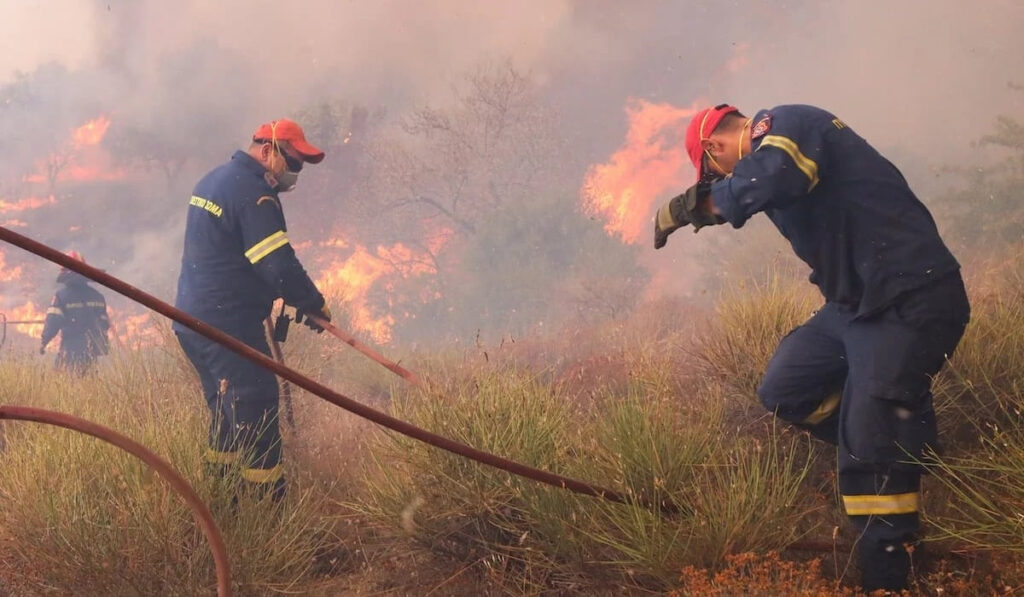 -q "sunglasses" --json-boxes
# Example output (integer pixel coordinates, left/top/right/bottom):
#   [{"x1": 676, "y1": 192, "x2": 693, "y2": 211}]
[{"x1": 256, "y1": 139, "x2": 304, "y2": 171}]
